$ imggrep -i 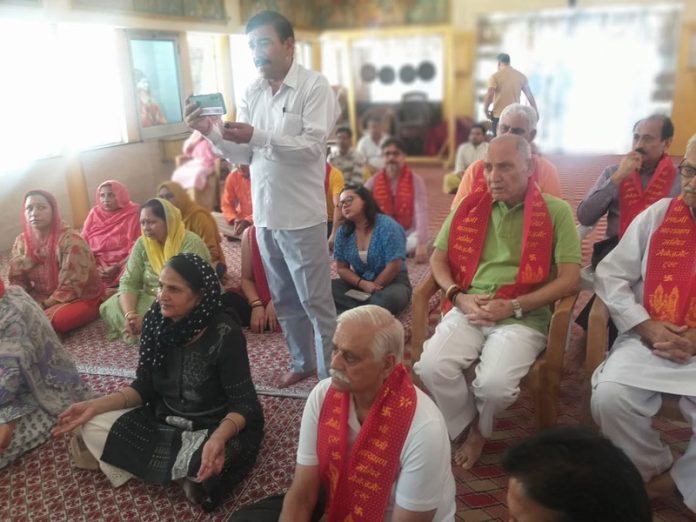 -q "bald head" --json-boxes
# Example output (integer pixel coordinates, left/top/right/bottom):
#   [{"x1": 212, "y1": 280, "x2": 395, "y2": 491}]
[{"x1": 484, "y1": 135, "x2": 534, "y2": 207}]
